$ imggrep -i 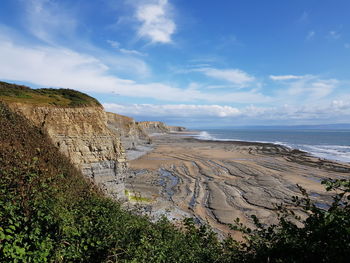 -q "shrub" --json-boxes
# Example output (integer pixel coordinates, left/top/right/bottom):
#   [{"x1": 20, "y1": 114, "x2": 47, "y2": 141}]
[{"x1": 231, "y1": 179, "x2": 350, "y2": 262}]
